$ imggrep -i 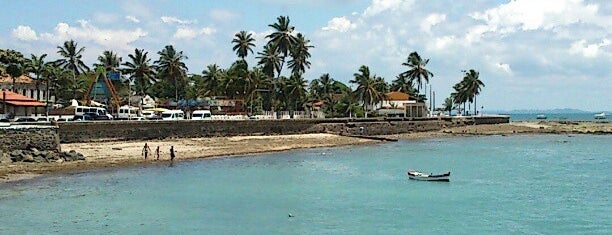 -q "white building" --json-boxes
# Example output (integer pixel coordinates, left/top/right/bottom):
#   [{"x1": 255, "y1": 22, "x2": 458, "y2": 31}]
[{"x1": 0, "y1": 74, "x2": 55, "y2": 106}]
